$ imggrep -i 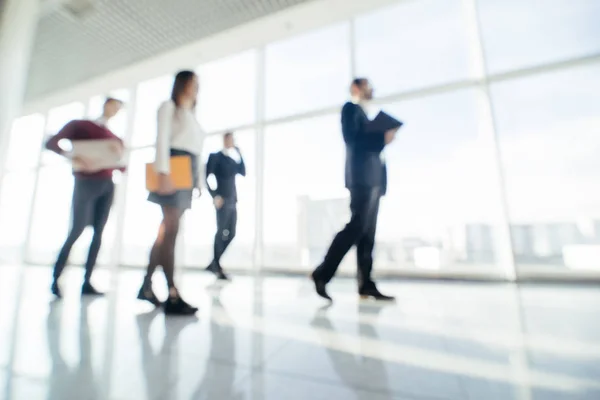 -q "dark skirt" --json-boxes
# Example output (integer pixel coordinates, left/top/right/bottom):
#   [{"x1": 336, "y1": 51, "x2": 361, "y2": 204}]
[{"x1": 147, "y1": 148, "x2": 198, "y2": 210}]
